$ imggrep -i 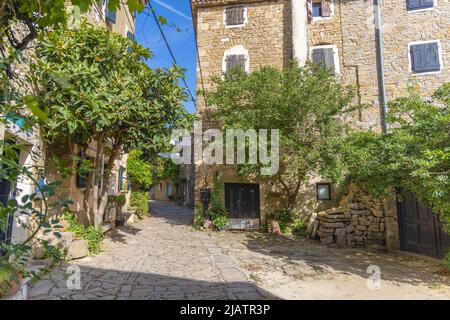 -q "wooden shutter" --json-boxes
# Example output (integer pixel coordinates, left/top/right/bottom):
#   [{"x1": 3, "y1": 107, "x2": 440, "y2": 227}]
[
  {"x1": 321, "y1": 0, "x2": 332, "y2": 17},
  {"x1": 323, "y1": 48, "x2": 336, "y2": 74},
  {"x1": 312, "y1": 48, "x2": 326, "y2": 66},
  {"x1": 312, "y1": 48, "x2": 336, "y2": 74},
  {"x1": 407, "y1": 0, "x2": 434, "y2": 10},
  {"x1": 106, "y1": 9, "x2": 116, "y2": 24},
  {"x1": 411, "y1": 43, "x2": 440, "y2": 73},
  {"x1": 226, "y1": 55, "x2": 246, "y2": 72},
  {"x1": 226, "y1": 7, "x2": 245, "y2": 26},
  {"x1": 307, "y1": 0, "x2": 313, "y2": 20}
]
